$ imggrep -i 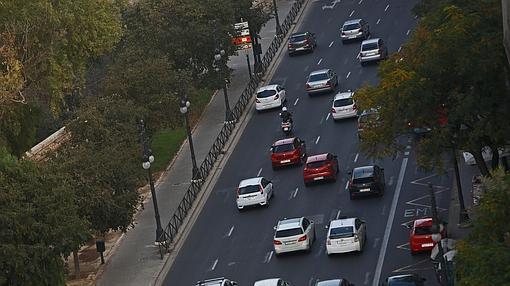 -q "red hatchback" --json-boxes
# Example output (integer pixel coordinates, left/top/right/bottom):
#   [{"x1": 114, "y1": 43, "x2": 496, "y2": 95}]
[
  {"x1": 271, "y1": 137, "x2": 306, "y2": 169},
  {"x1": 303, "y1": 153, "x2": 339, "y2": 185},
  {"x1": 409, "y1": 217, "x2": 446, "y2": 255}
]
